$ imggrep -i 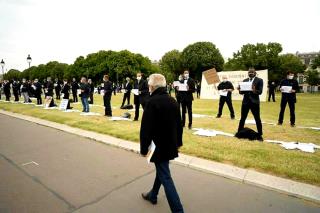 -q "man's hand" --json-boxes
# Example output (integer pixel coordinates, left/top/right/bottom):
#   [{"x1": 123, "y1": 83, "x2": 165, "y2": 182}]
[{"x1": 291, "y1": 89, "x2": 296, "y2": 93}]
